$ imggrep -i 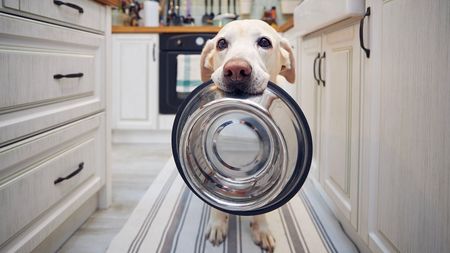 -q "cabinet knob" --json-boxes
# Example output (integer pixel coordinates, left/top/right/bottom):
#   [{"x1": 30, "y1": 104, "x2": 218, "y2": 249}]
[
  {"x1": 54, "y1": 162, "x2": 84, "y2": 184},
  {"x1": 53, "y1": 73, "x2": 84, "y2": 79},
  {"x1": 318, "y1": 52, "x2": 326, "y2": 86},
  {"x1": 313, "y1": 53, "x2": 320, "y2": 85},
  {"x1": 359, "y1": 7, "x2": 371, "y2": 58},
  {"x1": 53, "y1": 0, "x2": 84, "y2": 14}
]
